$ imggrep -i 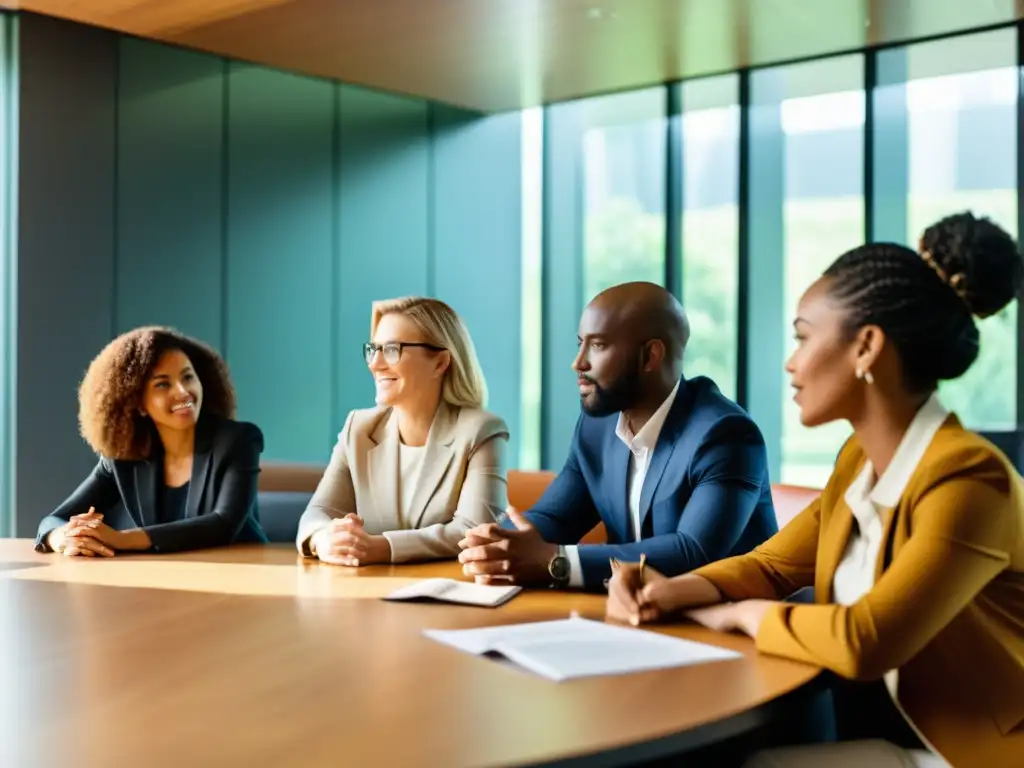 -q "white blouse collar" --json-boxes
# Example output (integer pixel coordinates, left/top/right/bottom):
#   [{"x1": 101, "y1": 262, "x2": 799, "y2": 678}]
[{"x1": 845, "y1": 392, "x2": 950, "y2": 510}]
